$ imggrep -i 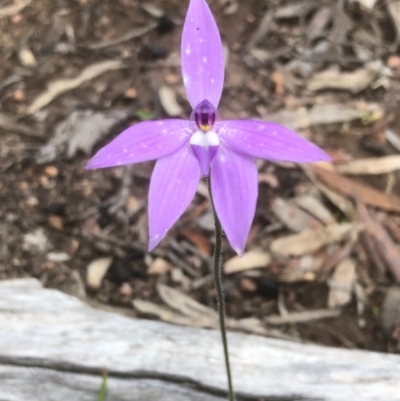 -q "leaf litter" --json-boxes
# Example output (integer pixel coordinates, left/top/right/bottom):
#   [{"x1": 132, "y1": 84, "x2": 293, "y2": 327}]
[{"x1": 3, "y1": 0, "x2": 400, "y2": 353}]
